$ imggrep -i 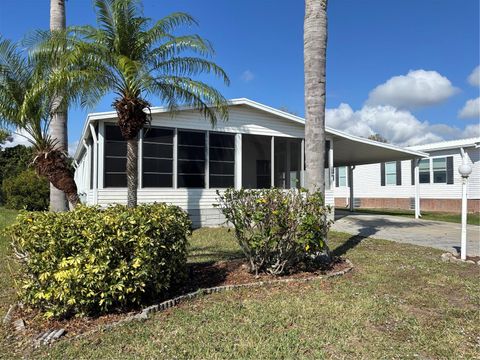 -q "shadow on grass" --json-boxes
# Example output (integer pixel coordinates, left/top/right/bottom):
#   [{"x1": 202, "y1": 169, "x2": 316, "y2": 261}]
[{"x1": 188, "y1": 245, "x2": 244, "y2": 263}]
